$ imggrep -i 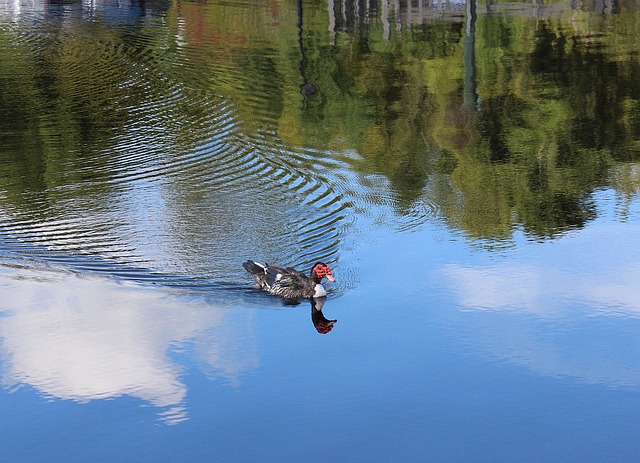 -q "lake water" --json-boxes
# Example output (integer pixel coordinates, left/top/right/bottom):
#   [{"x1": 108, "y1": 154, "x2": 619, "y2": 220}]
[{"x1": 1, "y1": 0, "x2": 640, "y2": 461}]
